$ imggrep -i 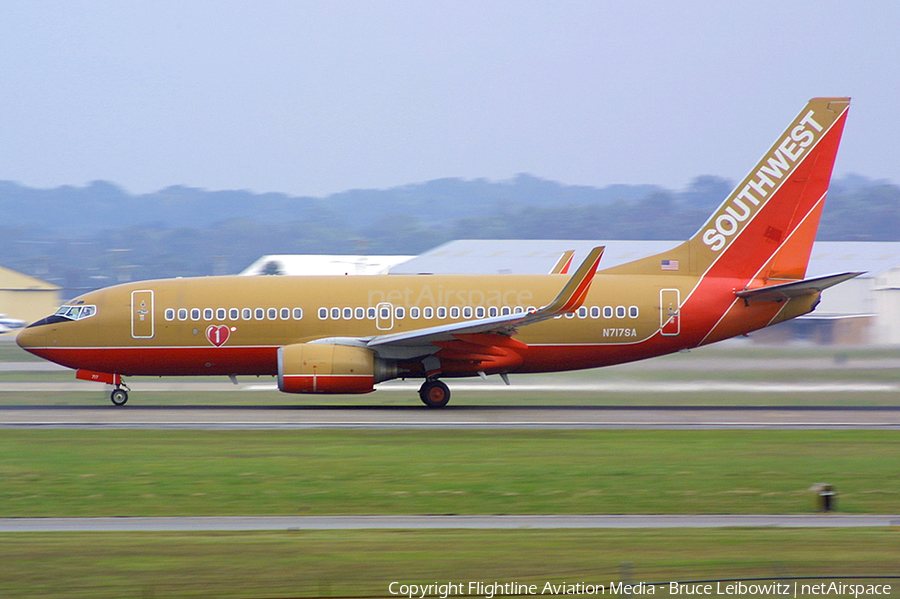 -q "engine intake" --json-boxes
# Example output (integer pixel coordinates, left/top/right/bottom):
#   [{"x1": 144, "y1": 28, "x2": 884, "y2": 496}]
[{"x1": 277, "y1": 343, "x2": 397, "y2": 394}]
